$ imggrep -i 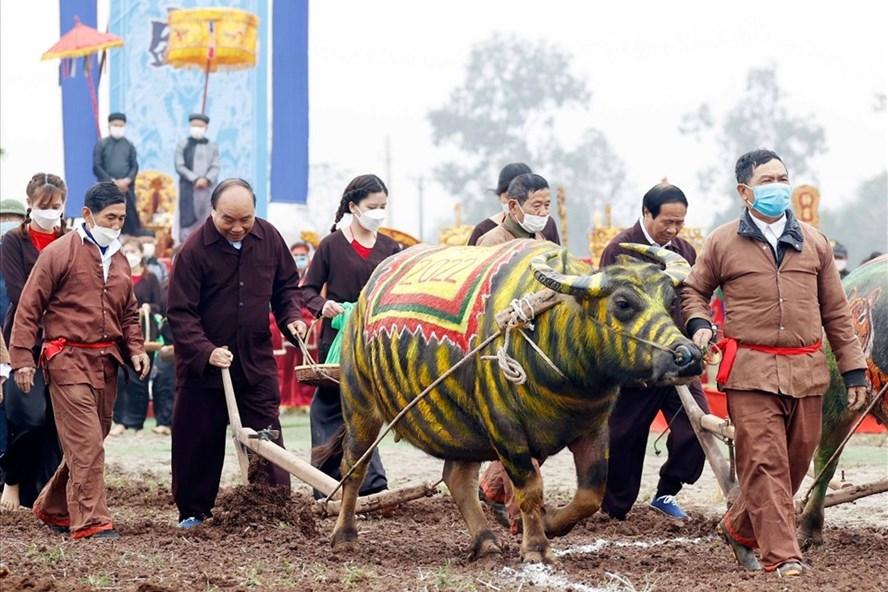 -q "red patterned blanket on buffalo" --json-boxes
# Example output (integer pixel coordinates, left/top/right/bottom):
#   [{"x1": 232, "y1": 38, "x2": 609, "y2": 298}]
[{"x1": 363, "y1": 242, "x2": 527, "y2": 352}]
